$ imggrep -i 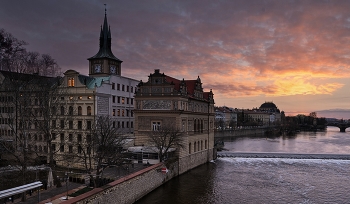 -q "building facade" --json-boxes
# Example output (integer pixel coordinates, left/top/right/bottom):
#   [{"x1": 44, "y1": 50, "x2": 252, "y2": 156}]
[
  {"x1": 51, "y1": 12, "x2": 139, "y2": 168},
  {"x1": 133, "y1": 69, "x2": 215, "y2": 174}
]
